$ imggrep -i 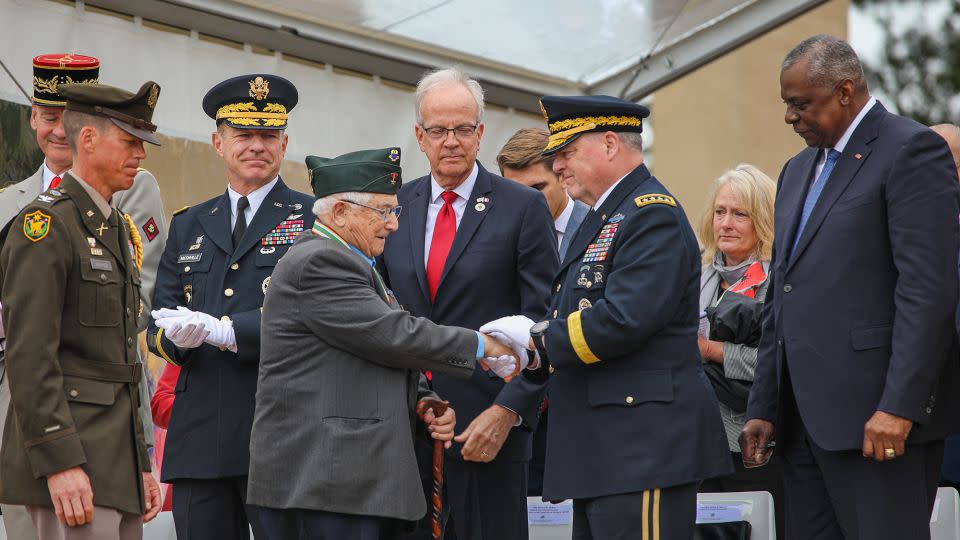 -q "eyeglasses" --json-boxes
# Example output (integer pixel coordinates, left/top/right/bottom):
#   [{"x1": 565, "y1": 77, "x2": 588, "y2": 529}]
[
  {"x1": 341, "y1": 199, "x2": 402, "y2": 222},
  {"x1": 420, "y1": 124, "x2": 479, "y2": 140}
]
